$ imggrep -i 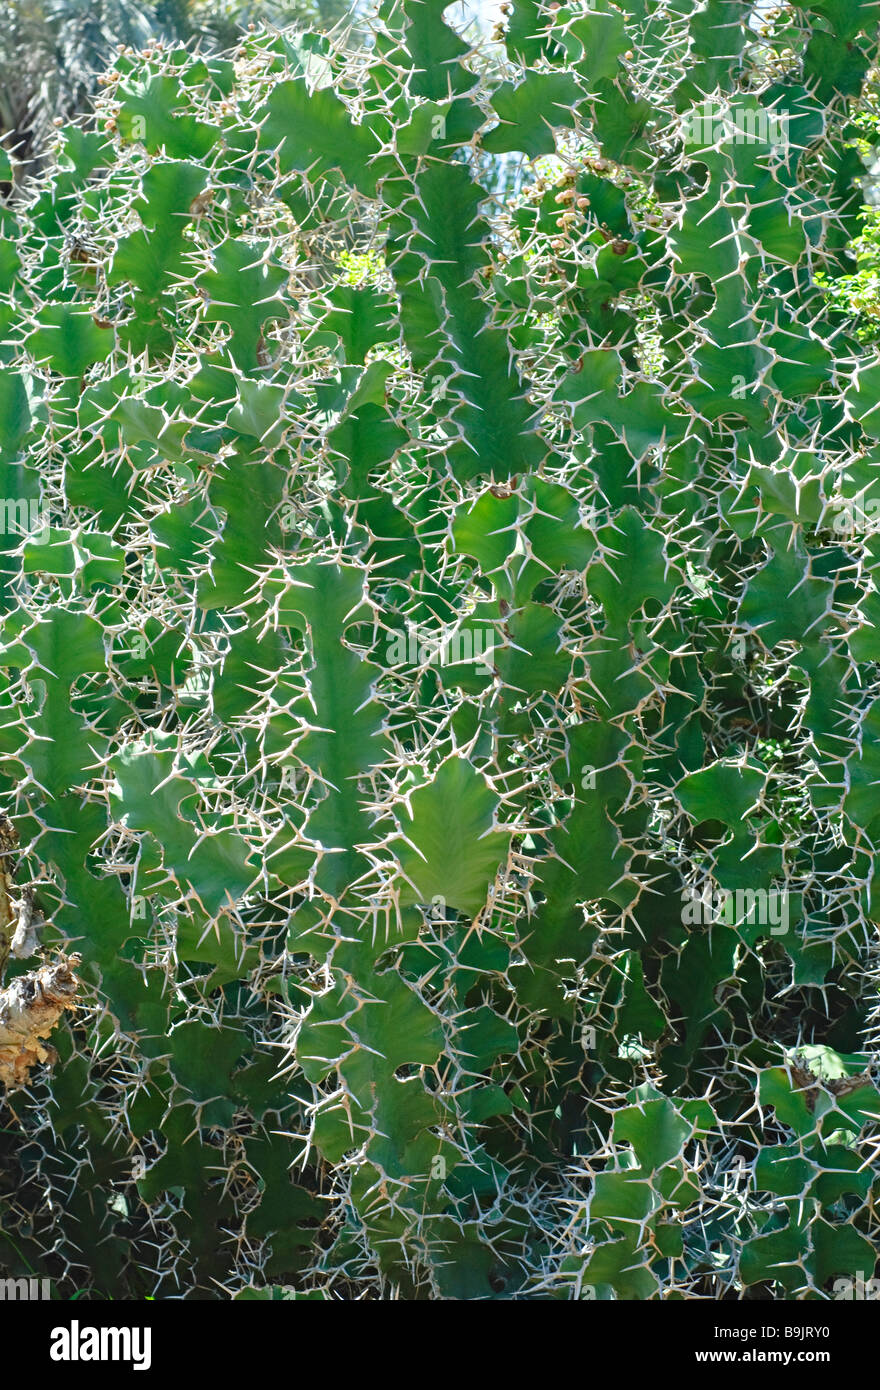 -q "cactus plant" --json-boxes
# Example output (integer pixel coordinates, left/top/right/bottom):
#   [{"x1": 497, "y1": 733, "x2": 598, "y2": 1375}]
[{"x1": 0, "y1": 0, "x2": 879, "y2": 1300}]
